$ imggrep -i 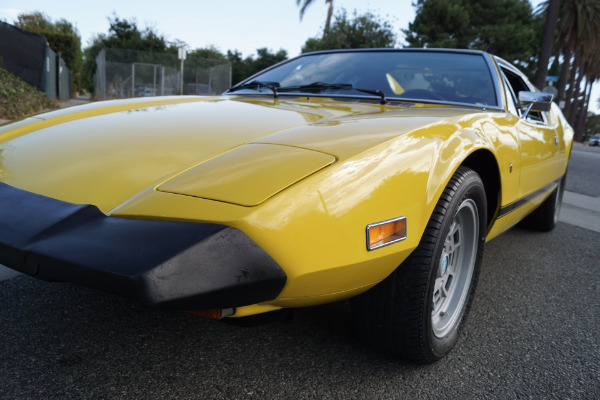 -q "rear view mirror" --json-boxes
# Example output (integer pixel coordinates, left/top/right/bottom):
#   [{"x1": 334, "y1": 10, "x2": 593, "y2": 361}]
[{"x1": 518, "y1": 91, "x2": 553, "y2": 119}]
